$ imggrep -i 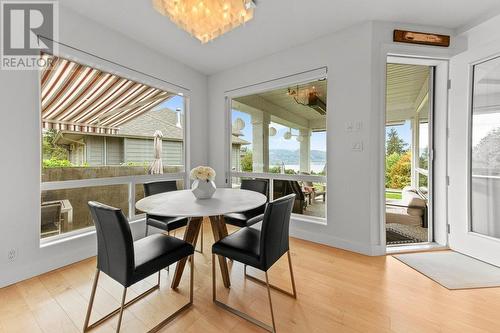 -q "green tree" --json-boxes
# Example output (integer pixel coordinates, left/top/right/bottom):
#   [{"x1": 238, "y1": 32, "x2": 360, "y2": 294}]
[
  {"x1": 386, "y1": 128, "x2": 408, "y2": 155},
  {"x1": 472, "y1": 128, "x2": 500, "y2": 174},
  {"x1": 240, "y1": 150, "x2": 253, "y2": 172},
  {"x1": 387, "y1": 152, "x2": 412, "y2": 189},
  {"x1": 42, "y1": 129, "x2": 69, "y2": 162}
]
